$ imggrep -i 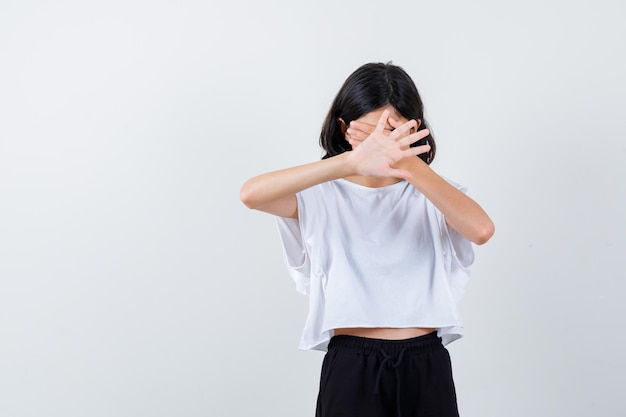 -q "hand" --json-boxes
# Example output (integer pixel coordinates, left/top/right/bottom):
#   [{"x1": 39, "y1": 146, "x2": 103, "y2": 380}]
[
  {"x1": 346, "y1": 110, "x2": 430, "y2": 180},
  {"x1": 347, "y1": 116, "x2": 405, "y2": 147}
]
